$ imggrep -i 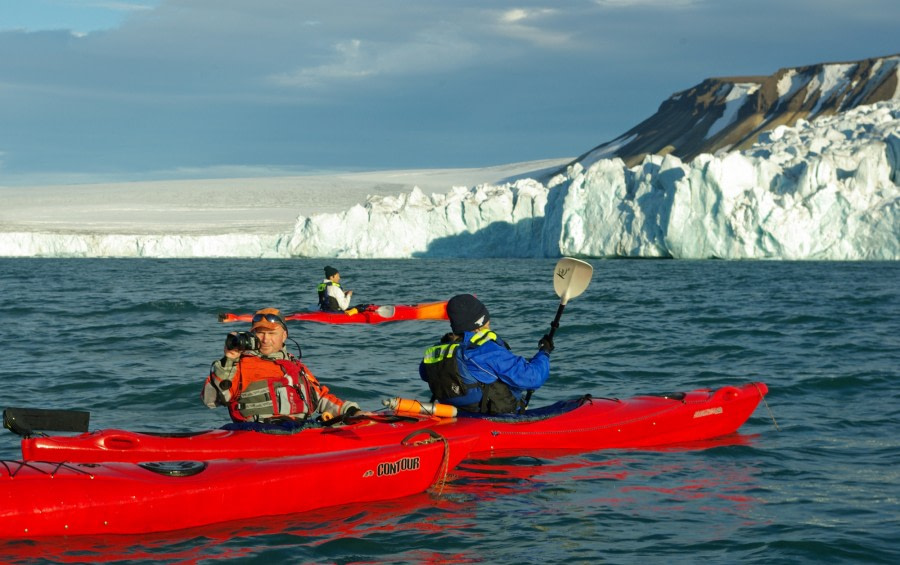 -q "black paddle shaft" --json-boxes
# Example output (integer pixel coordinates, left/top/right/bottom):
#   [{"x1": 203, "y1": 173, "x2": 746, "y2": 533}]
[
  {"x1": 547, "y1": 303, "x2": 566, "y2": 339},
  {"x1": 524, "y1": 303, "x2": 566, "y2": 410}
]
